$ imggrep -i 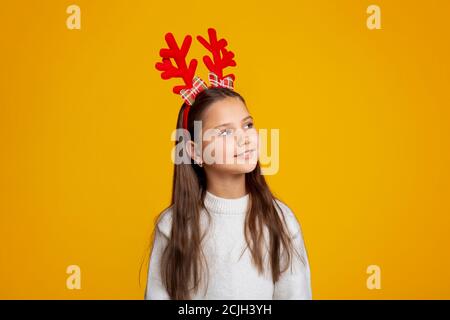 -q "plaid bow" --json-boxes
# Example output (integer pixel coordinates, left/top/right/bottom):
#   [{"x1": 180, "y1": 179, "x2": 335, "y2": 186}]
[
  {"x1": 179, "y1": 76, "x2": 208, "y2": 106},
  {"x1": 208, "y1": 72, "x2": 234, "y2": 89}
]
